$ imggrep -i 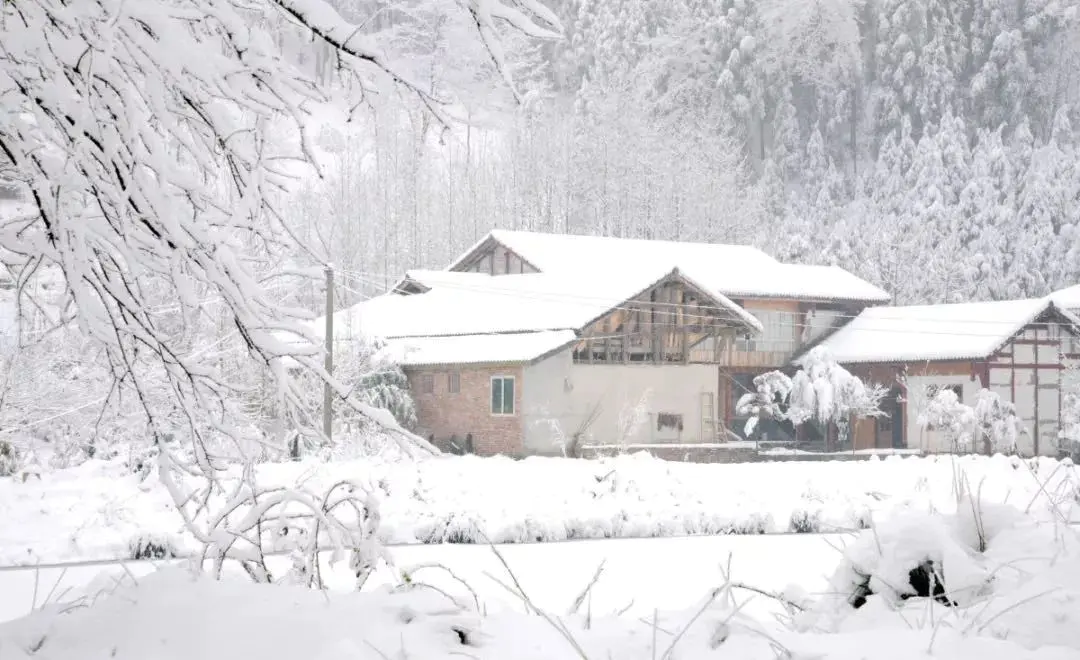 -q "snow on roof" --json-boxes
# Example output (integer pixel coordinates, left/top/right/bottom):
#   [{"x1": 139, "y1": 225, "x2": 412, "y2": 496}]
[
  {"x1": 454, "y1": 229, "x2": 778, "y2": 272},
  {"x1": 814, "y1": 298, "x2": 1076, "y2": 364},
  {"x1": 717, "y1": 262, "x2": 890, "y2": 302},
  {"x1": 1051, "y1": 283, "x2": 1080, "y2": 310},
  {"x1": 318, "y1": 267, "x2": 762, "y2": 343},
  {"x1": 452, "y1": 230, "x2": 890, "y2": 303},
  {"x1": 390, "y1": 269, "x2": 487, "y2": 293},
  {"x1": 378, "y1": 330, "x2": 576, "y2": 367}
]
